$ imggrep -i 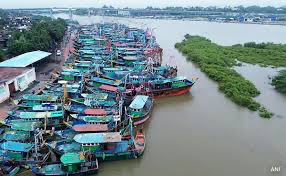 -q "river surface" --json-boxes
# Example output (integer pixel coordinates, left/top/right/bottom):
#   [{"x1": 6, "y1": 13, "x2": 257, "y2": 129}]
[{"x1": 53, "y1": 14, "x2": 286, "y2": 176}]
